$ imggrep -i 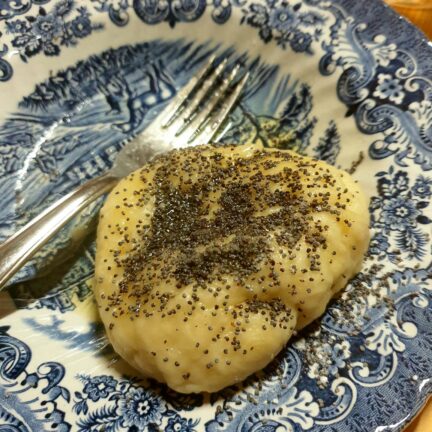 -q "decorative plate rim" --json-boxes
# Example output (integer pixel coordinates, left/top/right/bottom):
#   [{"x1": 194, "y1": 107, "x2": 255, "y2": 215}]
[{"x1": 0, "y1": 1, "x2": 432, "y2": 432}]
